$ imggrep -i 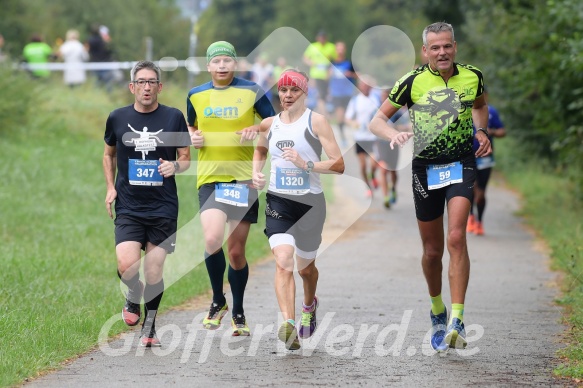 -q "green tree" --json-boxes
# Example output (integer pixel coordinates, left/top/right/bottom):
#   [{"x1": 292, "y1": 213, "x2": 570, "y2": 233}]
[
  {"x1": 463, "y1": 0, "x2": 583, "y2": 198},
  {"x1": 0, "y1": 0, "x2": 190, "y2": 61},
  {"x1": 196, "y1": 0, "x2": 276, "y2": 57}
]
